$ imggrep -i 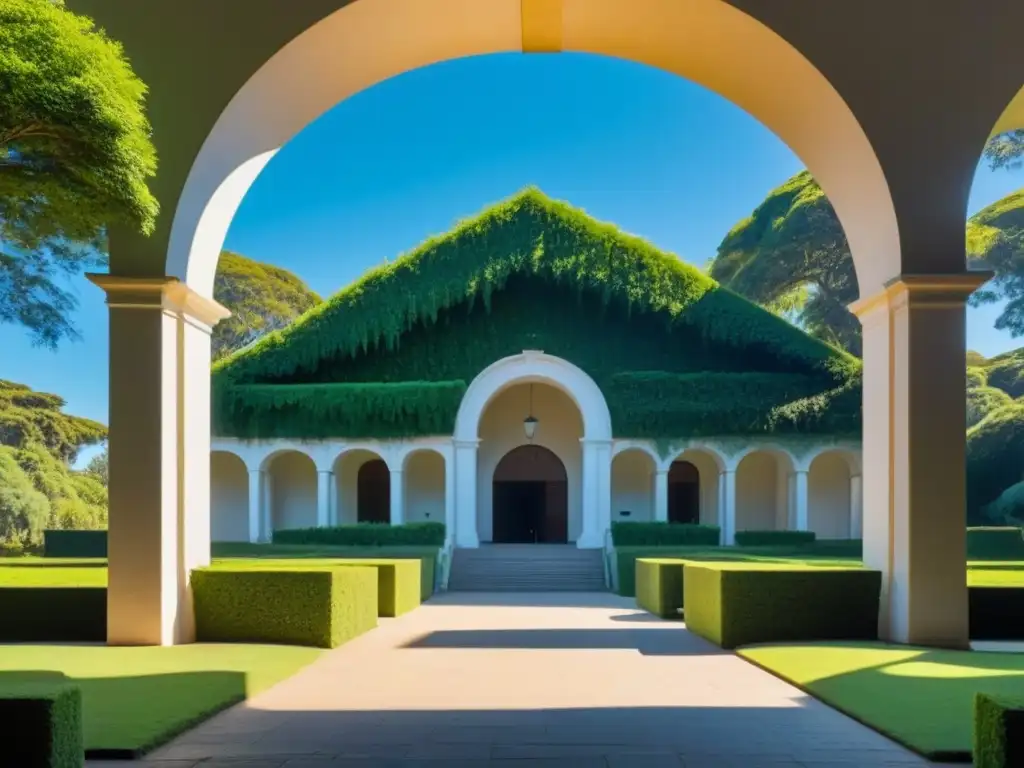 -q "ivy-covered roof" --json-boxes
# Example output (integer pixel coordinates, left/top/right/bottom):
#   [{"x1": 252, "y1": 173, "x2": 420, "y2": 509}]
[{"x1": 213, "y1": 188, "x2": 862, "y2": 440}]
